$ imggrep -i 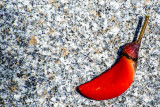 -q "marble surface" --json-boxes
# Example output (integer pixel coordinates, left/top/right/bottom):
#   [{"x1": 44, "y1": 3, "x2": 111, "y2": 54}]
[{"x1": 0, "y1": 0, "x2": 160, "y2": 106}]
